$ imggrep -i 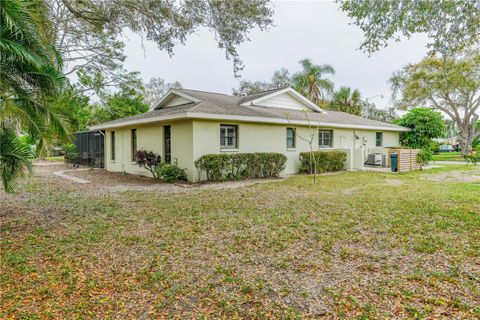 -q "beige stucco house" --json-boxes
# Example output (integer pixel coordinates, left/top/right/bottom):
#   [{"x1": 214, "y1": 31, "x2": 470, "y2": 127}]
[{"x1": 90, "y1": 87, "x2": 409, "y2": 181}]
